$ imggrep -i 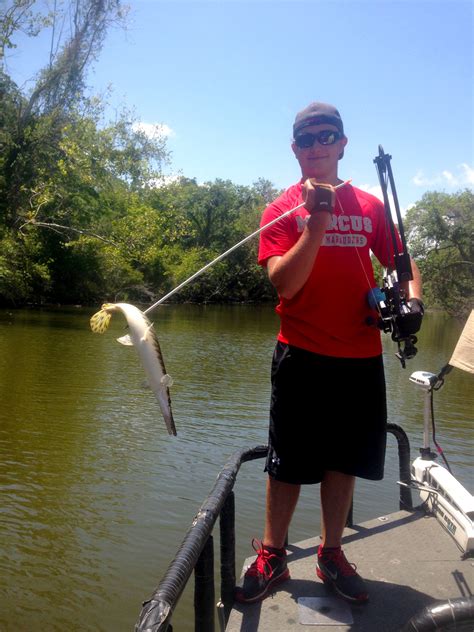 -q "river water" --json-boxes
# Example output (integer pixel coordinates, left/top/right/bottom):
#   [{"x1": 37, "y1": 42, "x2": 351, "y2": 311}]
[{"x1": 0, "y1": 306, "x2": 472, "y2": 631}]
